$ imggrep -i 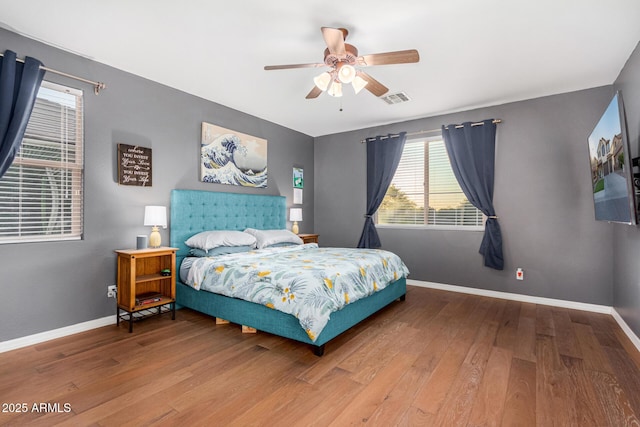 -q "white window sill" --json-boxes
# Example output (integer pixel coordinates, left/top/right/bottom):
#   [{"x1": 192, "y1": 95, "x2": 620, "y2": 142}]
[{"x1": 375, "y1": 224, "x2": 485, "y2": 232}]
